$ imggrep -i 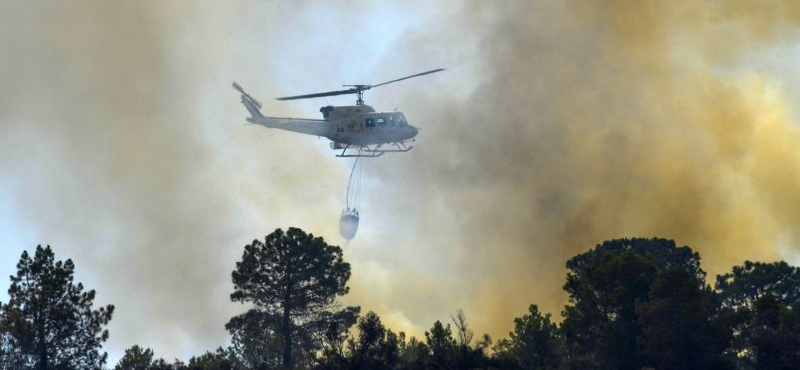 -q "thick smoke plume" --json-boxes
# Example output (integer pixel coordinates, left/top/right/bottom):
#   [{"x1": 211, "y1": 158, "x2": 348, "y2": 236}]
[{"x1": 362, "y1": 0, "x2": 800, "y2": 336}]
